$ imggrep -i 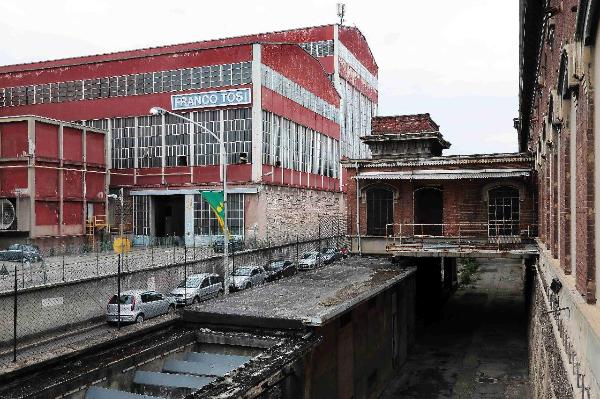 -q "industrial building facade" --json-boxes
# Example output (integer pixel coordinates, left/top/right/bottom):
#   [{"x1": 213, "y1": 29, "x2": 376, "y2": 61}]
[
  {"x1": 0, "y1": 25, "x2": 378, "y2": 244},
  {"x1": 343, "y1": 114, "x2": 537, "y2": 256},
  {"x1": 0, "y1": 116, "x2": 107, "y2": 245}
]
